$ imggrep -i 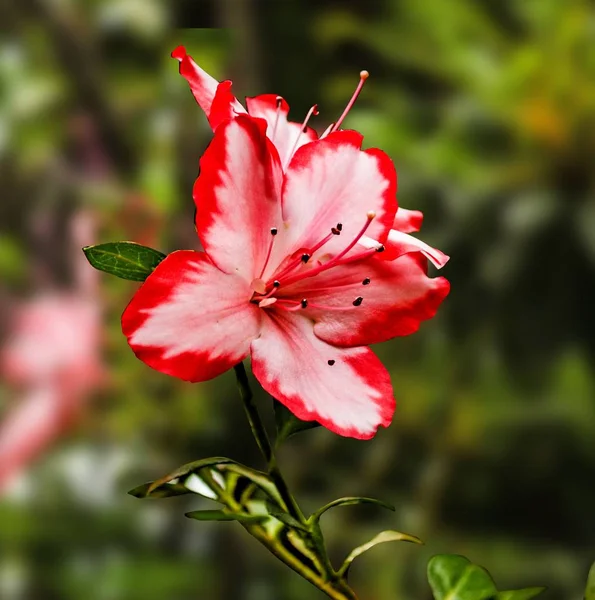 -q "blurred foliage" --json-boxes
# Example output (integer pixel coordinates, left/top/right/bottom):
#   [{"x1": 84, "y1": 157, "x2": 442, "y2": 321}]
[{"x1": 0, "y1": 1, "x2": 594, "y2": 599}]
